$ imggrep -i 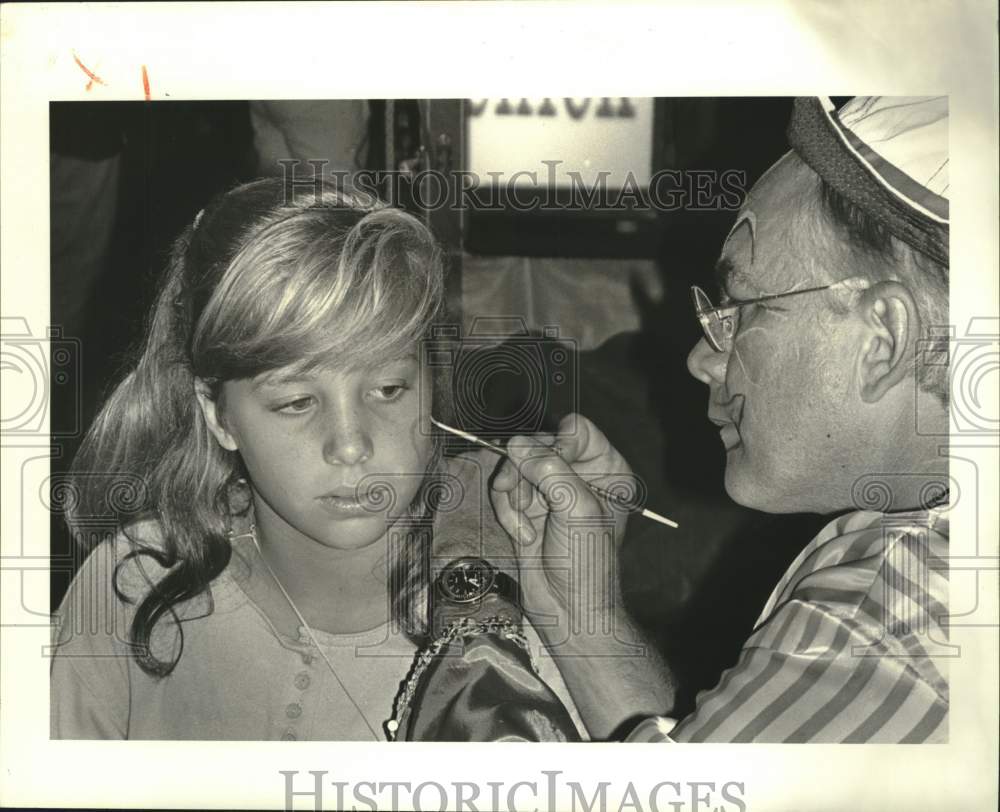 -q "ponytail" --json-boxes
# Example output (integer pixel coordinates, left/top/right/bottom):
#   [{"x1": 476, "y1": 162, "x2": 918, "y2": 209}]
[{"x1": 68, "y1": 224, "x2": 237, "y2": 677}]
